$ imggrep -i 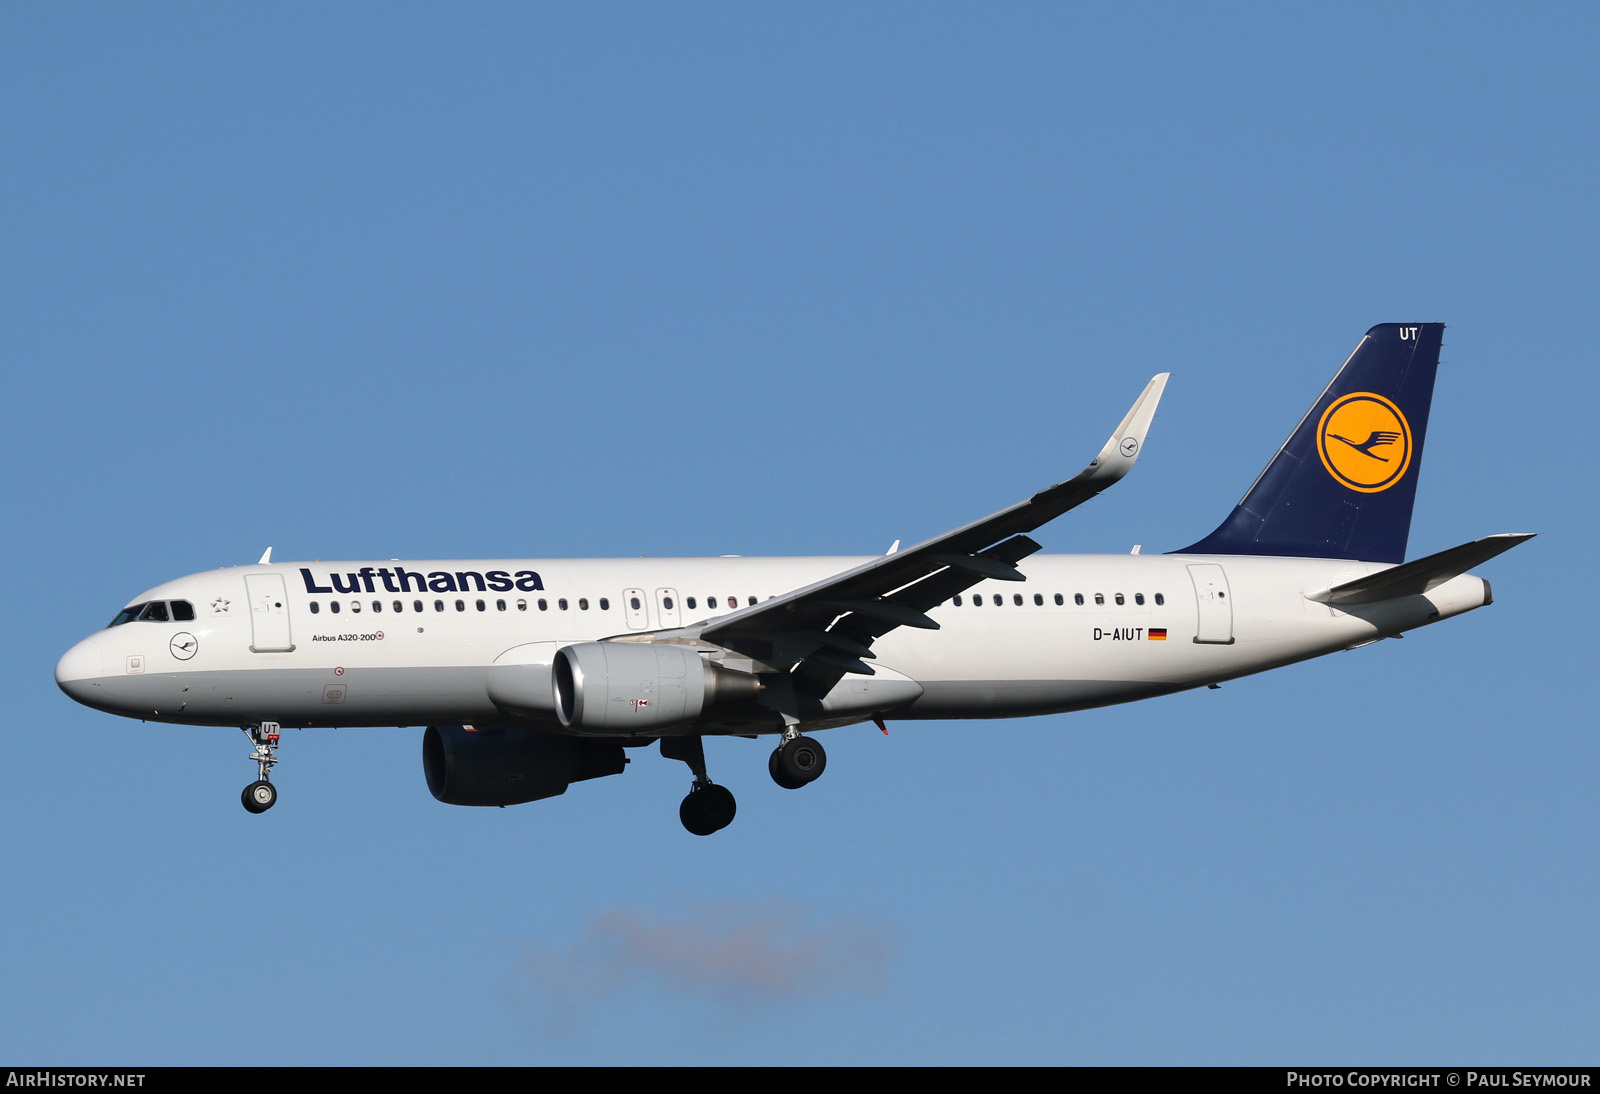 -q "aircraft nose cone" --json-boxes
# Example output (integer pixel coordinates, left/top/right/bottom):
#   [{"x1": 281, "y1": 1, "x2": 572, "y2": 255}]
[{"x1": 56, "y1": 637, "x2": 104, "y2": 705}]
